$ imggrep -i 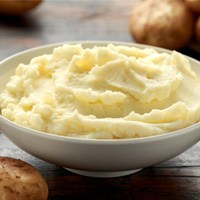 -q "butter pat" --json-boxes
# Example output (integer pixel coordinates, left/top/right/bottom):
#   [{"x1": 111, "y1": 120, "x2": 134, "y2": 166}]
[{"x1": 1, "y1": 44, "x2": 200, "y2": 139}]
